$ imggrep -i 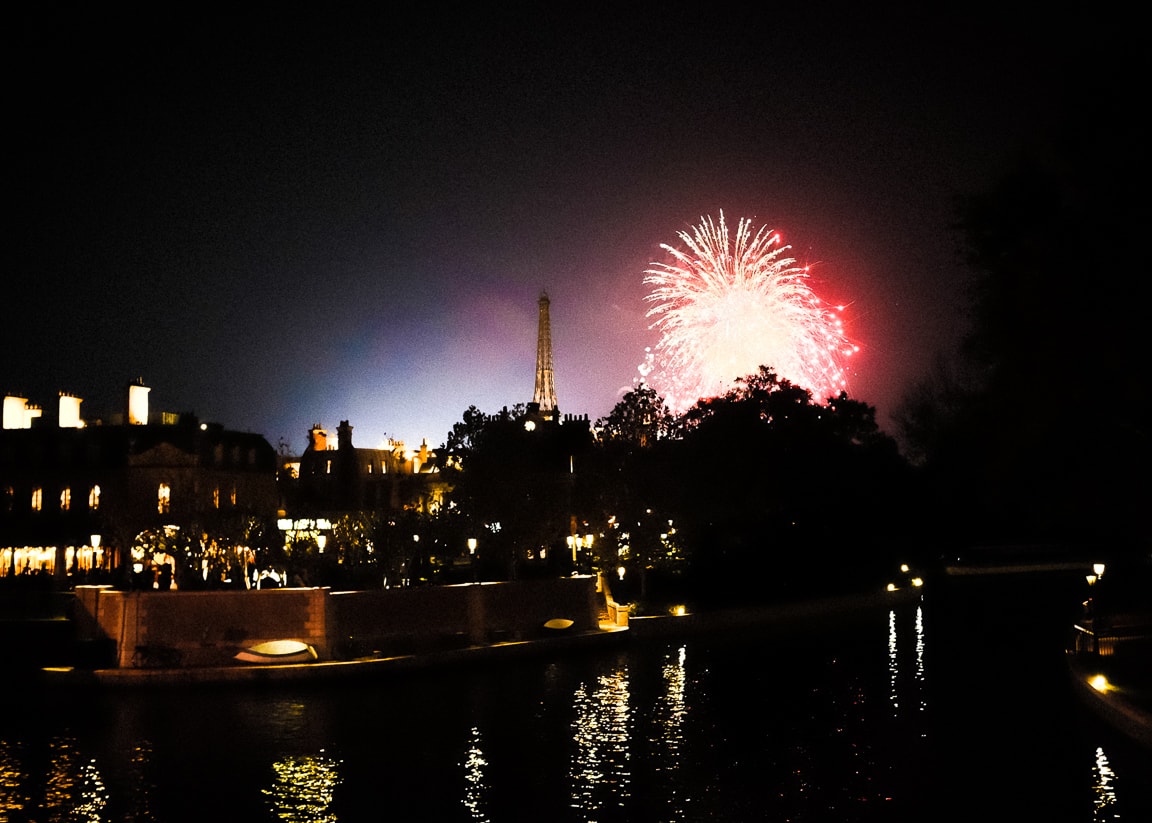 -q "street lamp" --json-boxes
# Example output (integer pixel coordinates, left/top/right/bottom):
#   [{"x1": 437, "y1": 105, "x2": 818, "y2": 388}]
[
  {"x1": 467, "y1": 537, "x2": 477, "y2": 555},
  {"x1": 90, "y1": 534, "x2": 103, "y2": 571}
]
